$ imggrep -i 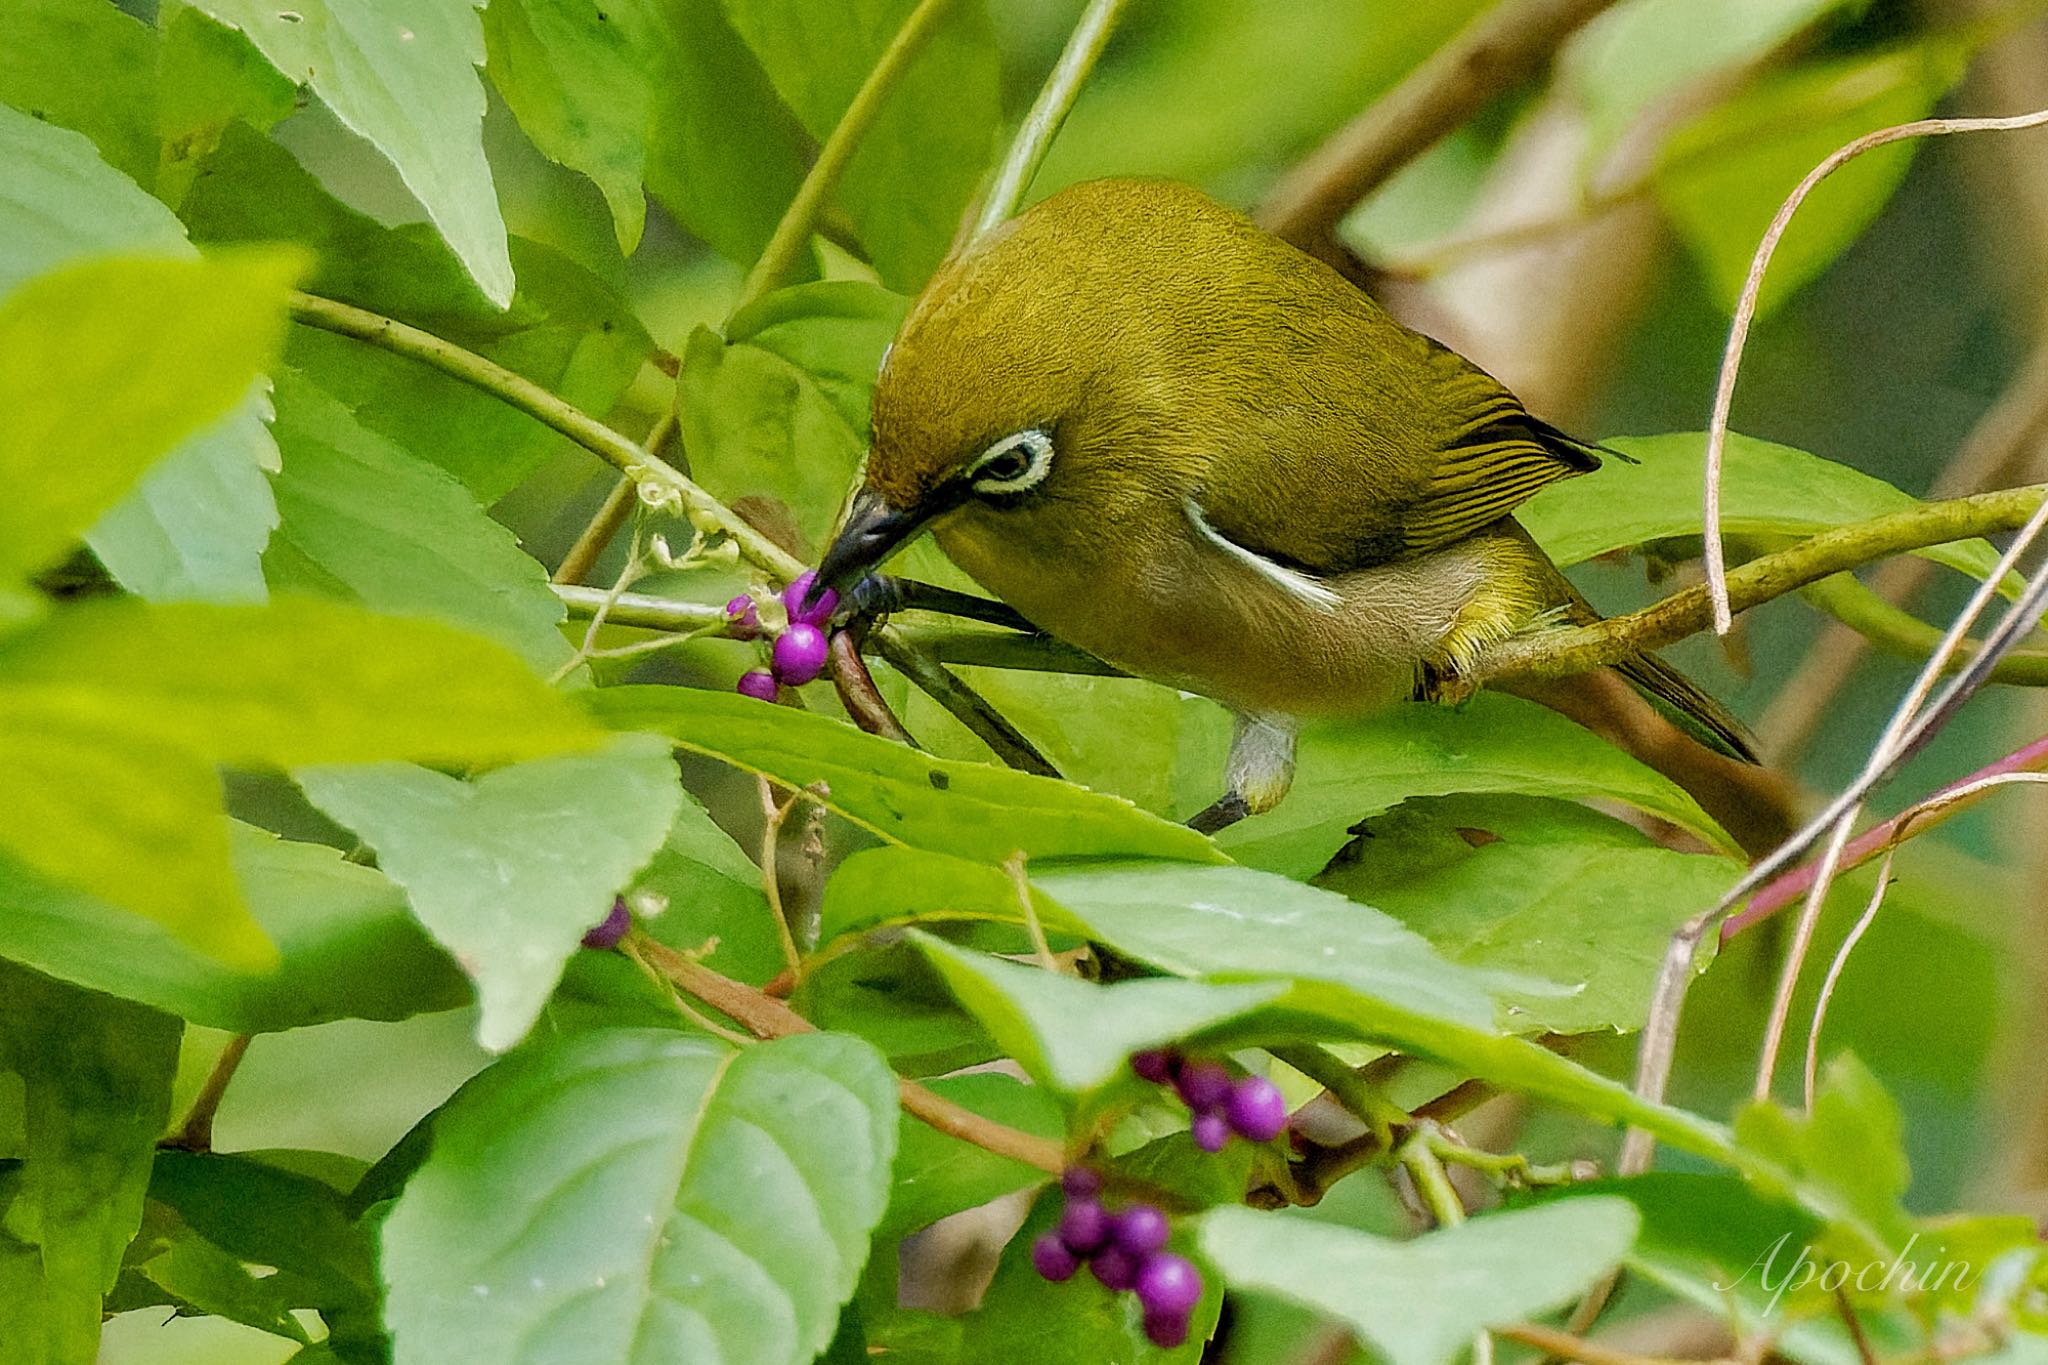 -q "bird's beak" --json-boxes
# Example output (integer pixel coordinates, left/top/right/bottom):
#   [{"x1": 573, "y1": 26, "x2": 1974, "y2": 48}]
[{"x1": 810, "y1": 484, "x2": 928, "y2": 608}]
